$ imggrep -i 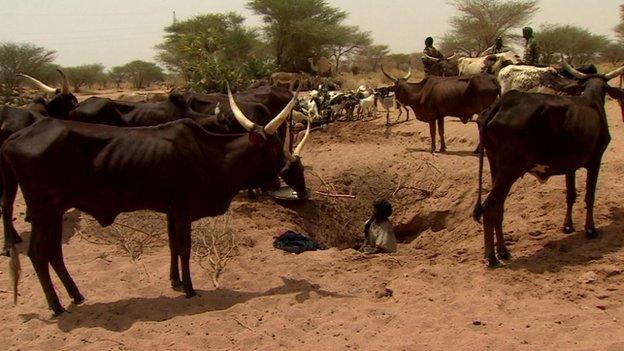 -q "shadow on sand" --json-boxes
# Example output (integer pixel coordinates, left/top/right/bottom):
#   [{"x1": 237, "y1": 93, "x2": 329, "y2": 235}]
[
  {"x1": 13, "y1": 209, "x2": 82, "y2": 251},
  {"x1": 405, "y1": 147, "x2": 478, "y2": 158},
  {"x1": 40, "y1": 277, "x2": 350, "y2": 332},
  {"x1": 504, "y1": 206, "x2": 624, "y2": 273}
]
